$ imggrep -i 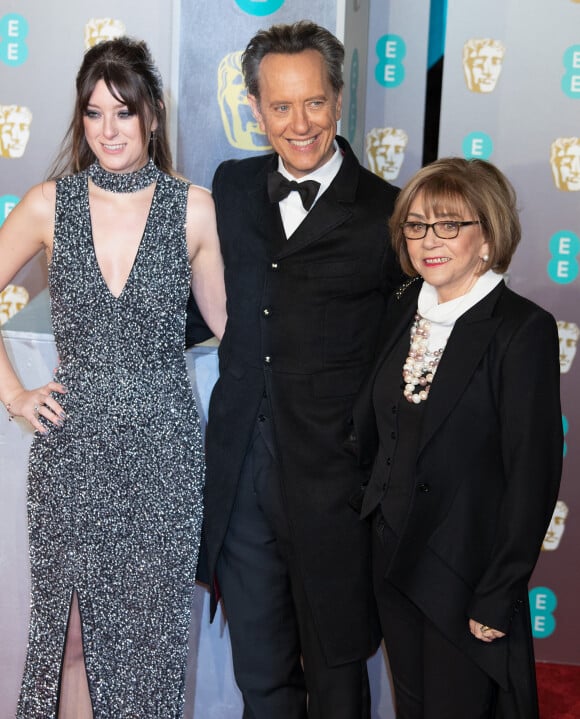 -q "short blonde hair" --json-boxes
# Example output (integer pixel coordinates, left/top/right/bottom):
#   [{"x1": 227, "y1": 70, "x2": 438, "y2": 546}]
[{"x1": 389, "y1": 157, "x2": 520, "y2": 277}]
